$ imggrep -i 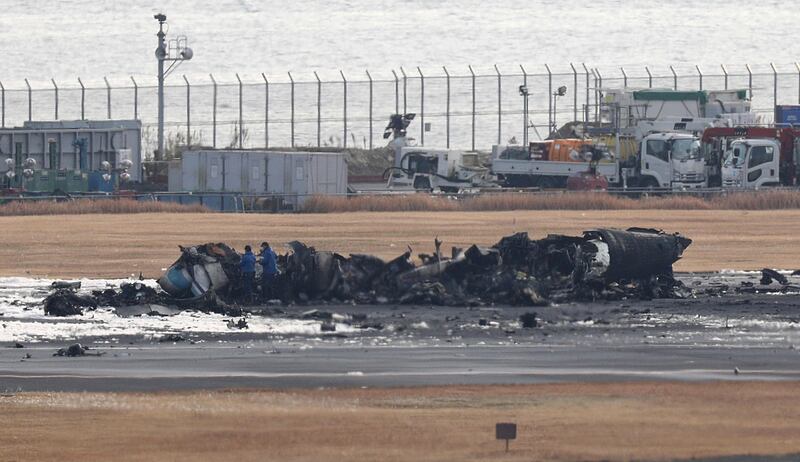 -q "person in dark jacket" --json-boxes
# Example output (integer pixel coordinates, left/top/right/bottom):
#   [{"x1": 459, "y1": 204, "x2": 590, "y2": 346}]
[
  {"x1": 259, "y1": 241, "x2": 278, "y2": 300},
  {"x1": 239, "y1": 245, "x2": 257, "y2": 302}
]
